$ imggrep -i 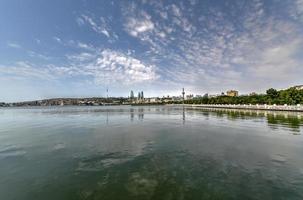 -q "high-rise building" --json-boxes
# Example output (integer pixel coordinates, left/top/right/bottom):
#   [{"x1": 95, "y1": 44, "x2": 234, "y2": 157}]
[
  {"x1": 141, "y1": 91, "x2": 144, "y2": 99},
  {"x1": 138, "y1": 92, "x2": 141, "y2": 100},
  {"x1": 130, "y1": 90, "x2": 134, "y2": 99}
]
